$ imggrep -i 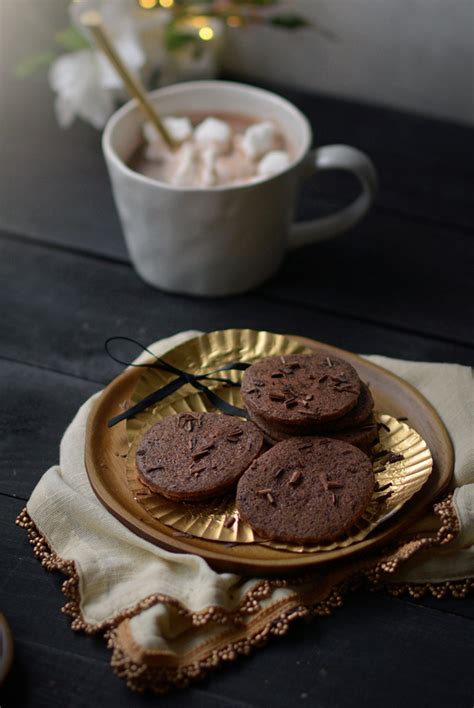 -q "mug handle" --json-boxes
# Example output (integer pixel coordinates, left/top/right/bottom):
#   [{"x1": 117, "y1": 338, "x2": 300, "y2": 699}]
[{"x1": 288, "y1": 144, "x2": 378, "y2": 250}]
